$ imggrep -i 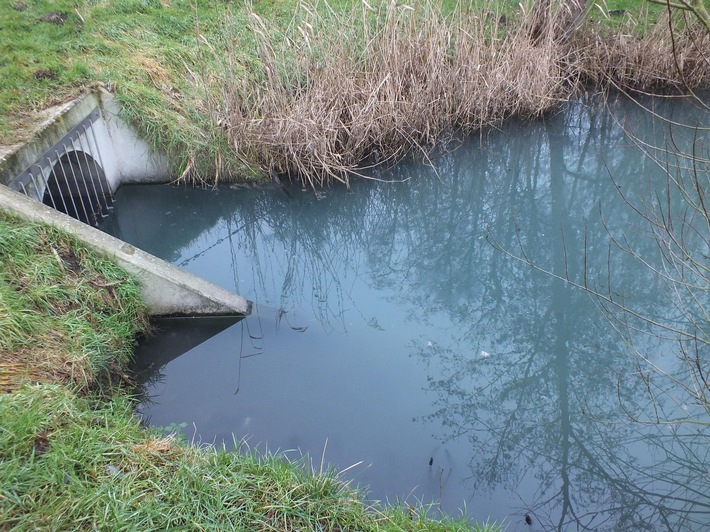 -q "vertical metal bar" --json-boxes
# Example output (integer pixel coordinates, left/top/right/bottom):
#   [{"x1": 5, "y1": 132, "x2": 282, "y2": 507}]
[
  {"x1": 28, "y1": 169, "x2": 43, "y2": 202},
  {"x1": 79, "y1": 126, "x2": 108, "y2": 218},
  {"x1": 57, "y1": 147, "x2": 88, "y2": 222},
  {"x1": 75, "y1": 131, "x2": 103, "y2": 221},
  {"x1": 64, "y1": 144, "x2": 91, "y2": 223},
  {"x1": 86, "y1": 118, "x2": 114, "y2": 203},
  {"x1": 79, "y1": 124, "x2": 106, "y2": 216},
  {"x1": 71, "y1": 134, "x2": 101, "y2": 225},
  {"x1": 68, "y1": 136, "x2": 97, "y2": 224},
  {"x1": 82, "y1": 123, "x2": 113, "y2": 213},
  {"x1": 48, "y1": 156, "x2": 71, "y2": 214},
  {"x1": 35, "y1": 164, "x2": 57, "y2": 209}
]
